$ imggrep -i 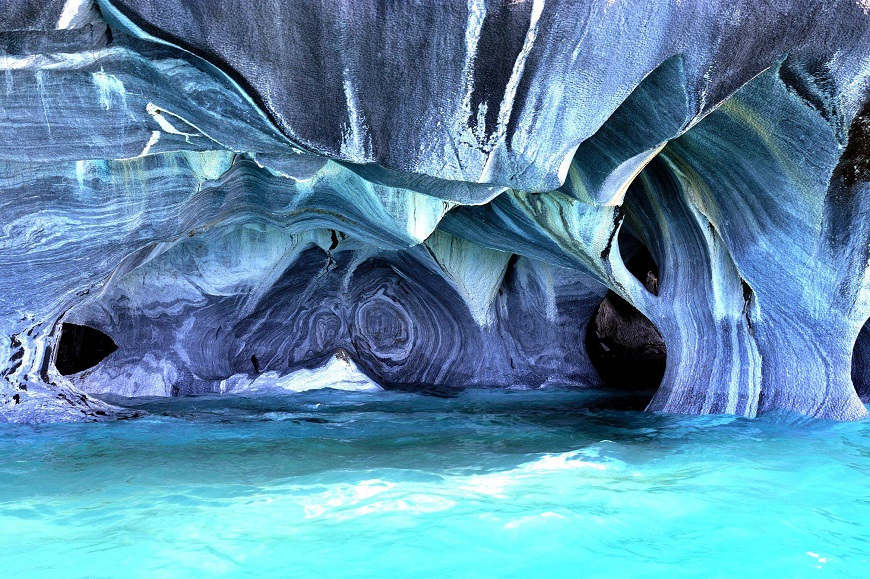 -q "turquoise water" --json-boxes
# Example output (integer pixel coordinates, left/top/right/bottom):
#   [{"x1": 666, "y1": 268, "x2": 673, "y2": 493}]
[{"x1": 2, "y1": 389, "x2": 870, "y2": 578}]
